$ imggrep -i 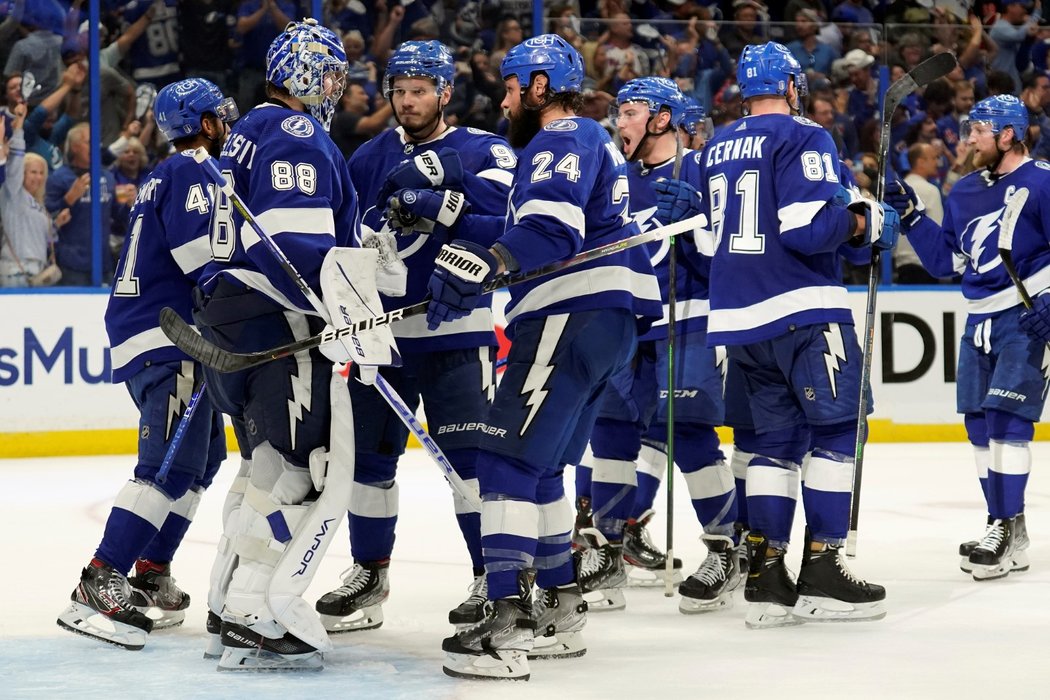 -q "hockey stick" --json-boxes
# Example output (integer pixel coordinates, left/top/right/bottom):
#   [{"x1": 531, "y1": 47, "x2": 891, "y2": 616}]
[
  {"x1": 160, "y1": 213, "x2": 707, "y2": 373},
  {"x1": 190, "y1": 150, "x2": 482, "y2": 511},
  {"x1": 664, "y1": 129, "x2": 683, "y2": 597},
  {"x1": 156, "y1": 380, "x2": 206, "y2": 484},
  {"x1": 848, "y1": 51, "x2": 958, "y2": 557},
  {"x1": 998, "y1": 187, "x2": 1038, "y2": 309}
]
